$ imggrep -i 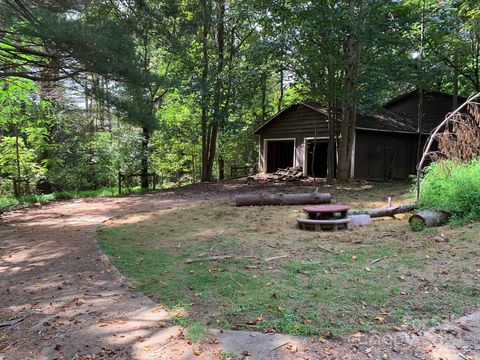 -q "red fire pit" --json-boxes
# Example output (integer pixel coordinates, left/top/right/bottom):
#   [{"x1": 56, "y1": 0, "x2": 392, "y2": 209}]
[{"x1": 303, "y1": 204, "x2": 350, "y2": 219}]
